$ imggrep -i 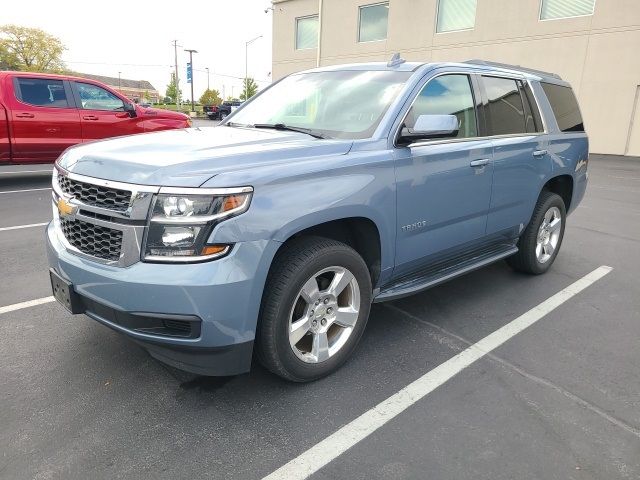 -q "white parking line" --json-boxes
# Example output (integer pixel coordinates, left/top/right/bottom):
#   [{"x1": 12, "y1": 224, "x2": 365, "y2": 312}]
[
  {"x1": 0, "y1": 222, "x2": 49, "y2": 232},
  {"x1": 0, "y1": 296, "x2": 55, "y2": 315},
  {"x1": 0, "y1": 170, "x2": 52, "y2": 175},
  {"x1": 0, "y1": 188, "x2": 51, "y2": 194},
  {"x1": 262, "y1": 265, "x2": 613, "y2": 480}
]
